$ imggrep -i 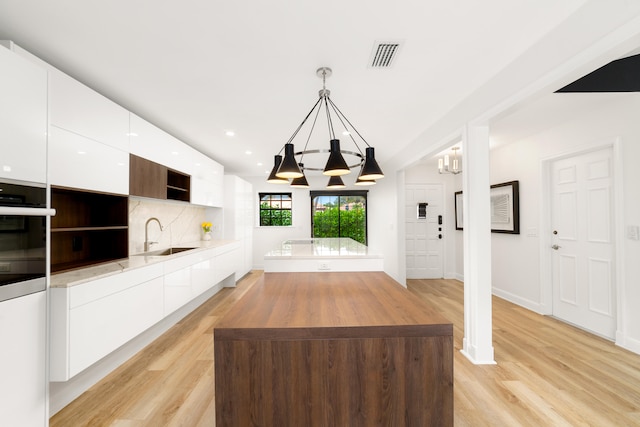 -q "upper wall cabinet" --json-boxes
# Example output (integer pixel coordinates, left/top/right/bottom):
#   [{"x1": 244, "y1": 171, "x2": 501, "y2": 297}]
[
  {"x1": 49, "y1": 126, "x2": 129, "y2": 195},
  {"x1": 191, "y1": 157, "x2": 224, "y2": 207},
  {"x1": 129, "y1": 113, "x2": 187, "y2": 172},
  {"x1": 130, "y1": 113, "x2": 224, "y2": 207},
  {"x1": 49, "y1": 68, "x2": 130, "y2": 152},
  {"x1": 0, "y1": 45, "x2": 47, "y2": 184}
]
